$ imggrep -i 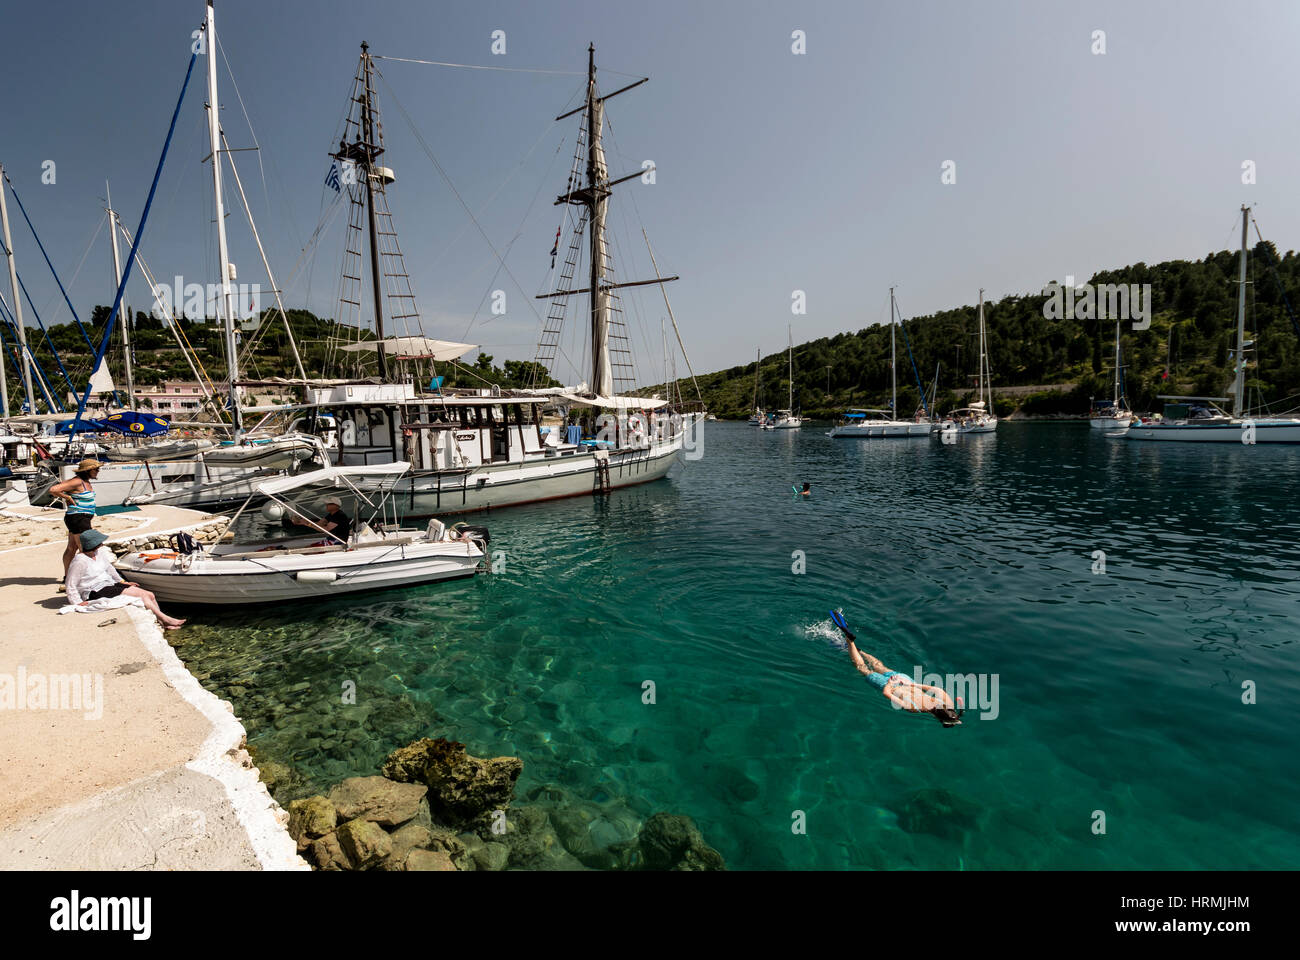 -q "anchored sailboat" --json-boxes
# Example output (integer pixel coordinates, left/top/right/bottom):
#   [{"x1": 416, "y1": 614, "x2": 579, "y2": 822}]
[
  {"x1": 748, "y1": 348, "x2": 764, "y2": 424},
  {"x1": 1128, "y1": 205, "x2": 1300, "y2": 443},
  {"x1": 943, "y1": 289, "x2": 998, "y2": 434},
  {"x1": 1091, "y1": 318, "x2": 1135, "y2": 431},
  {"x1": 830, "y1": 288, "x2": 929, "y2": 438},
  {"x1": 762, "y1": 327, "x2": 802, "y2": 429}
]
